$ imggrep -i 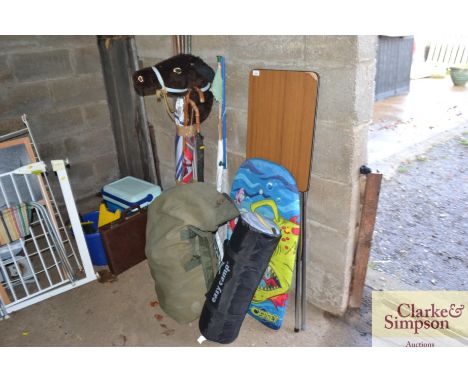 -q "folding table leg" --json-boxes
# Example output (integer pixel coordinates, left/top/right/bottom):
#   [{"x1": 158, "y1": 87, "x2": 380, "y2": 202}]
[
  {"x1": 301, "y1": 191, "x2": 308, "y2": 330},
  {"x1": 295, "y1": 191, "x2": 308, "y2": 332},
  {"x1": 294, "y1": 240, "x2": 302, "y2": 332}
]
